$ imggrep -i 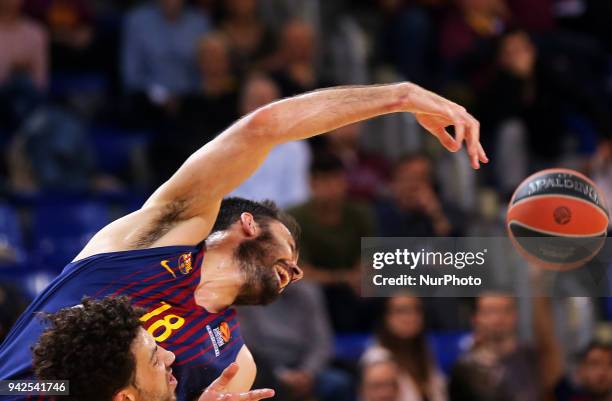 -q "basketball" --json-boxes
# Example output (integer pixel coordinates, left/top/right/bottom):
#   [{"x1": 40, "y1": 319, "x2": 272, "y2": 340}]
[{"x1": 507, "y1": 168, "x2": 609, "y2": 270}]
